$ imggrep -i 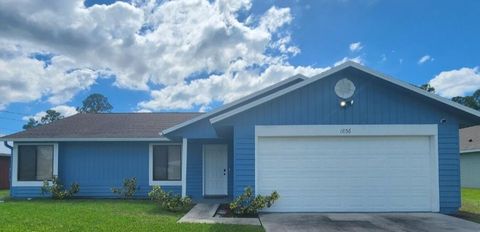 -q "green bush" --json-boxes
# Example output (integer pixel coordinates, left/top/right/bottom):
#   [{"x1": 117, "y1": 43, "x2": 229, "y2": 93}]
[
  {"x1": 41, "y1": 176, "x2": 80, "y2": 199},
  {"x1": 112, "y1": 177, "x2": 137, "y2": 199},
  {"x1": 229, "y1": 187, "x2": 279, "y2": 216},
  {"x1": 148, "y1": 186, "x2": 192, "y2": 211}
]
